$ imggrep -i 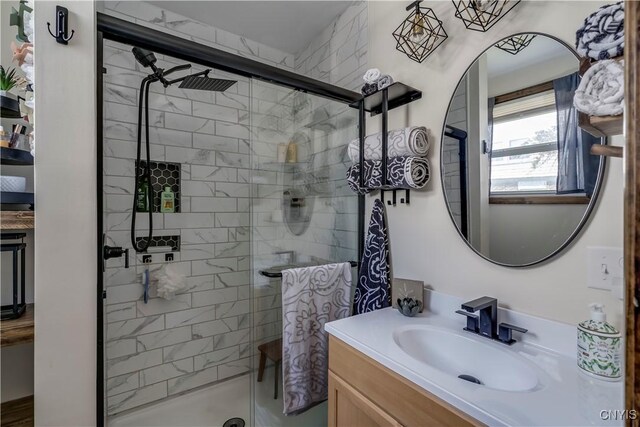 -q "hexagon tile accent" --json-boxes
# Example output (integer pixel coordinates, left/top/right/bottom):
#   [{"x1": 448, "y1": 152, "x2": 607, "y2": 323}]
[
  {"x1": 135, "y1": 235, "x2": 180, "y2": 252},
  {"x1": 136, "y1": 160, "x2": 181, "y2": 213}
]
